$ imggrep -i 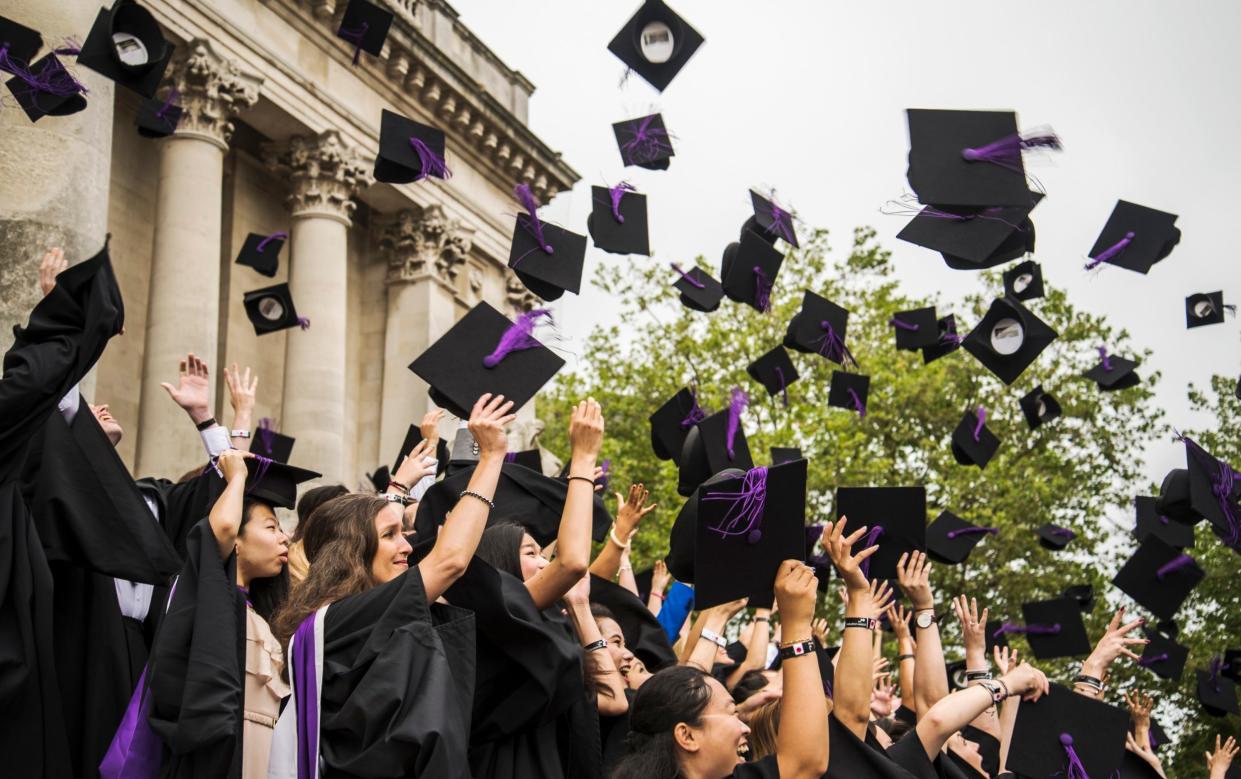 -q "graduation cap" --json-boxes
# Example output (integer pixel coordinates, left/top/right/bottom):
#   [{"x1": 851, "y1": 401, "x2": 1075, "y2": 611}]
[
  {"x1": 5, "y1": 53, "x2": 88, "y2": 121},
  {"x1": 666, "y1": 485, "x2": 710, "y2": 583},
  {"x1": 784, "y1": 290, "x2": 857, "y2": 367},
  {"x1": 1186, "y1": 291, "x2": 1230, "y2": 328},
  {"x1": 951, "y1": 406, "x2": 1000, "y2": 469},
  {"x1": 1155, "y1": 468, "x2": 1202, "y2": 526},
  {"x1": 1137, "y1": 630, "x2": 1189, "y2": 681},
  {"x1": 373, "y1": 109, "x2": 450, "y2": 184},
  {"x1": 827, "y1": 371, "x2": 869, "y2": 417},
  {"x1": 613, "y1": 113, "x2": 674, "y2": 170},
  {"x1": 235, "y1": 231, "x2": 287, "y2": 278},
  {"x1": 896, "y1": 195, "x2": 1042, "y2": 270},
  {"x1": 649, "y1": 387, "x2": 706, "y2": 465},
  {"x1": 1003, "y1": 260, "x2": 1044, "y2": 301},
  {"x1": 607, "y1": 0, "x2": 703, "y2": 92},
  {"x1": 1084, "y1": 200, "x2": 1180, "y2": 274},
  {"x1": 889, "y1": 306, "x2": 939, "y2": 350},
  {"x1": 693, "y1": 460, "x2": 807, "y2": 609},
  {"x1": 1036, "y1": 523, "x2": 1075, "y2": 550},
  {"x1": 746, "y1": 345, "x2": 799, "y2": 405},
  {"x1": 771, "y1": 447, "x2": 802, "y2": 466},
  {"x1": 366, "y1": 465, "x2": 390, "y2": 494},
  {"x1": 504, "y1": 449, "x2": 542, "y2": 472},
  {"x1": 984, "y1": 619, "x2": 1008, "y2": 655},
  {"x1": 1019, "y1": 385, "x2": 1061, "y2": 430},
  {"x1": 392, "y1": 423, "x2": 449, "y2": 477},
  {"x1": 587, "y1": 183, "x2": 650, "y2": 256},
  {"x1": 962, "y1": 296, "x2": 1057, "y2": 385},
  {"x1": 833, "y1": 486, "x2": 926, "y2": 581},
  {"x1": 1178, "y1": 436, "x2": 1241, "y2": 548},
  {"x1": 135, "y1": 91, "x2": 183, "y2": 138},
  {"x1": 589, "y1": 574, "x2": 678, "y2": 671},
  {"x1": 1084, "y1": 347, "x2": 1141, "y2": 391},
  {"x1": 1197, "y1": 662, "x2": 1240, "y2": 717},
  {"x1": 720, "y1": 228, "x2": 784, "y2": 313},
  {"x1": 998, "y1": 597, "x2": 1091, "y2": 659},
  {"x1": 905, "y1": 109, "x2": 1056, "y2": 208},
  {"x1": 252, "y1": 420, "x2": 294, "y2": 464},
  {"x1": 677, "y1": 390, "x2": 753, "y2": 497},
  {"x1": 508, "y1": 184, "x2": 587, "y2": 301},
  {"x1": 245, "y1": 458, "x2": 321, "y2": 510},
  {"x1": 1059, "y1": 584, "x2": 1095, "y2": 612},
  {"x1": 0, "y1": 15, "x2": 43, "y2": 66},
  {"x1": 946, "y1": 659, "x2": 969, "y2": 692},
  {"x1": 336, "y1": 0, "x2": 394, "y2": 64},
  {"x1": 746, "y1": 190, "x2": 799, "y2": 248},
  {"x1": 1133, "y1": 495, "x2": 1195, "y2": 549},
  {"x1": 922, "y1": 314, "x2": 963, "y2": 364},
  {"x1": 925, "y1": 510, "x2": 998, "y2": 564},
  {"x1": 77, "y1": 0, "x2": 174, "y2": 99},
  {"x1": 407, "y1": 302, "x2": 565, "y2": 419},
  {"x1": 669, "y1": 263, "x2": 723, "y2": 312},
  {"x1": 243, "y1": 283, "x2": 306, "y2": 335},
  {"x1": 1007, "y1": 683, "x2": 1129, "y2": 779},
  {"x1": 1112, "y1": 537, "x2": 1204, "y2": 620}
]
